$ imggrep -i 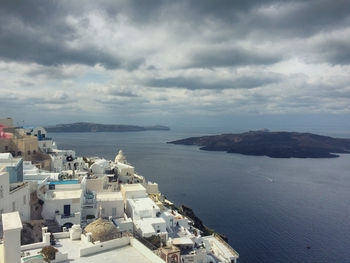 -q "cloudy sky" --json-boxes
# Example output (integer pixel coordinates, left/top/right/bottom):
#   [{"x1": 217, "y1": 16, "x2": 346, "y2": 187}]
[{"x1": 1, "y1": 0, "x2": 350, "y2": 131}]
